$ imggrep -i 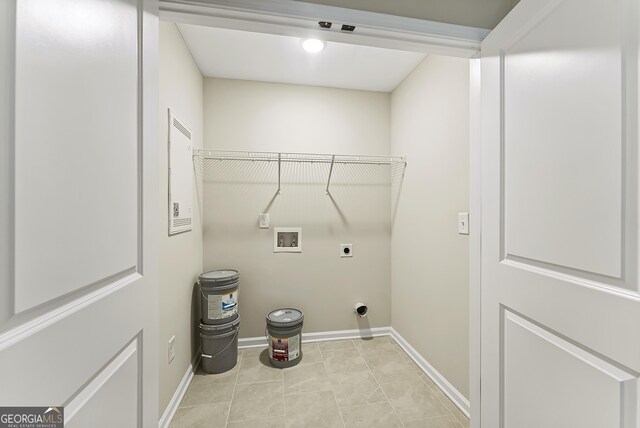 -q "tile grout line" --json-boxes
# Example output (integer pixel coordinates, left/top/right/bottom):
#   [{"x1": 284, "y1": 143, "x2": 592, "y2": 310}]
[
  {"x1": 386, "y1": 336, "x2": 461, "y2": 425},
  {"x1": 319, "y1": 341, "x2": 346, "y2": 427},
  {"x1": 354, "y1": 338, "x2": 406, "y2": 428},
  {"x1": 224, "y1": 355, "x2": 241, "y2": 427},
  {"x1": 402, "y1": 414, "x2": 465, "y2": 427},
  {"x1": 388, "y1": 336, "x2": 467, "y2": 427},
  {"x1": 432, "y1": 391, "x2": 465, "y2": 428},
  {"x1": 282, "y1": 368, "x2": 286, "y2": 425}
]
